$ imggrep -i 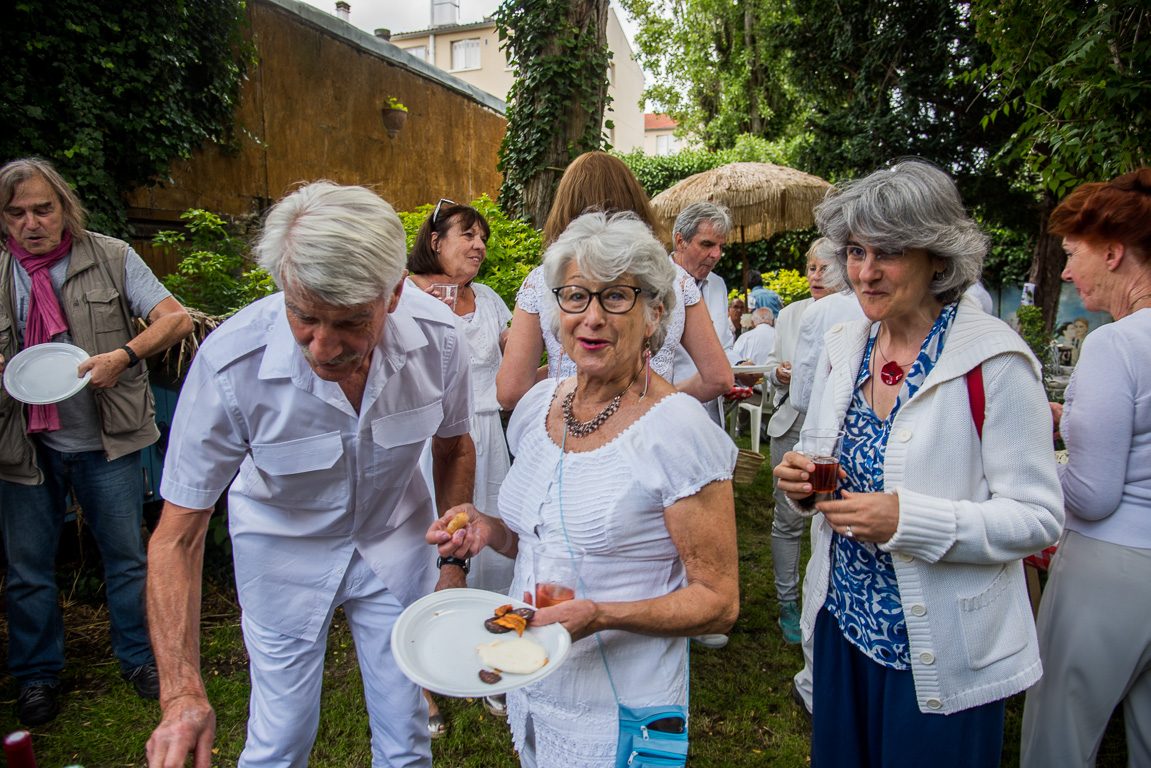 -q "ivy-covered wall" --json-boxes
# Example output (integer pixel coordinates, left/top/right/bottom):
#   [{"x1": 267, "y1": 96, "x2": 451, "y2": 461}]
[{"x1": 126, "y1": 0, "x2": 507, "y2": 276}]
